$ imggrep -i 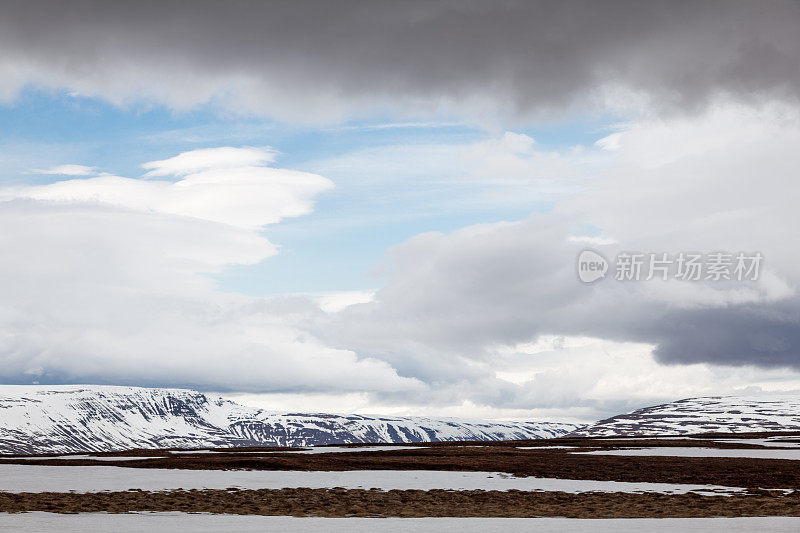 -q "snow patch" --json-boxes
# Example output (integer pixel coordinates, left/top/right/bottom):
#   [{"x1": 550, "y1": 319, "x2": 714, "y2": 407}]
[{"x1": 0, "y1": 464, "x2": 748, "y2": 495}]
